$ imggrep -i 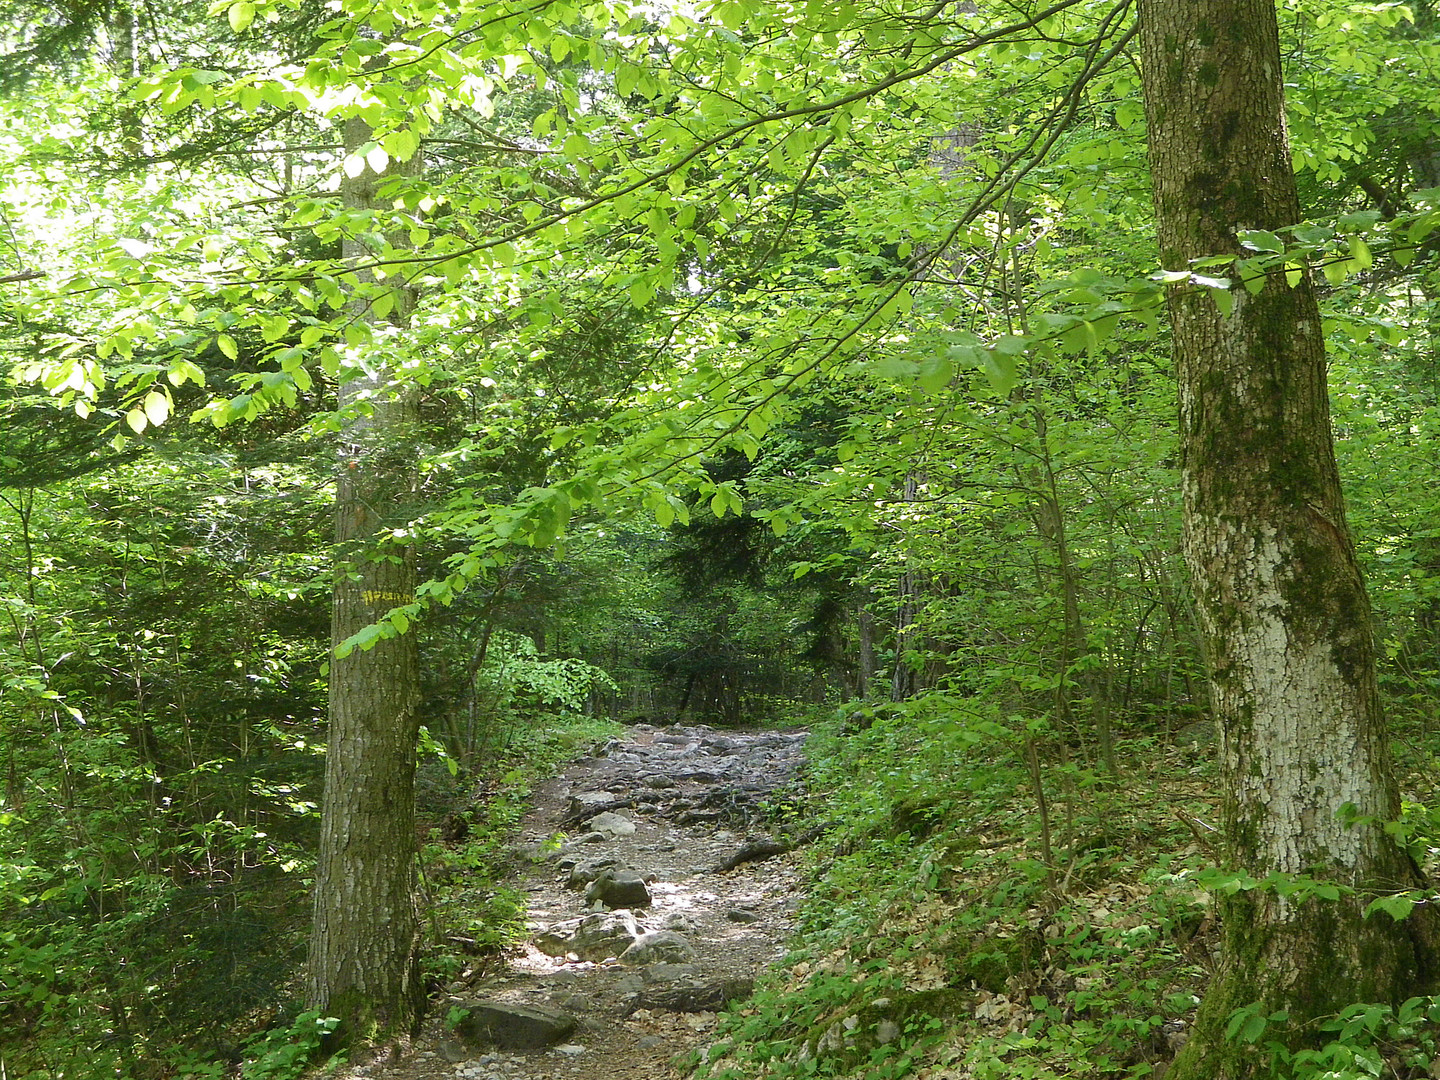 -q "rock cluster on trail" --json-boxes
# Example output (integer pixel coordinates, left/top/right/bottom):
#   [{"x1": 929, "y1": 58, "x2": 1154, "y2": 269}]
[{"x1": 339, "y1": 723, "x2": 809, "y2": 1080}]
